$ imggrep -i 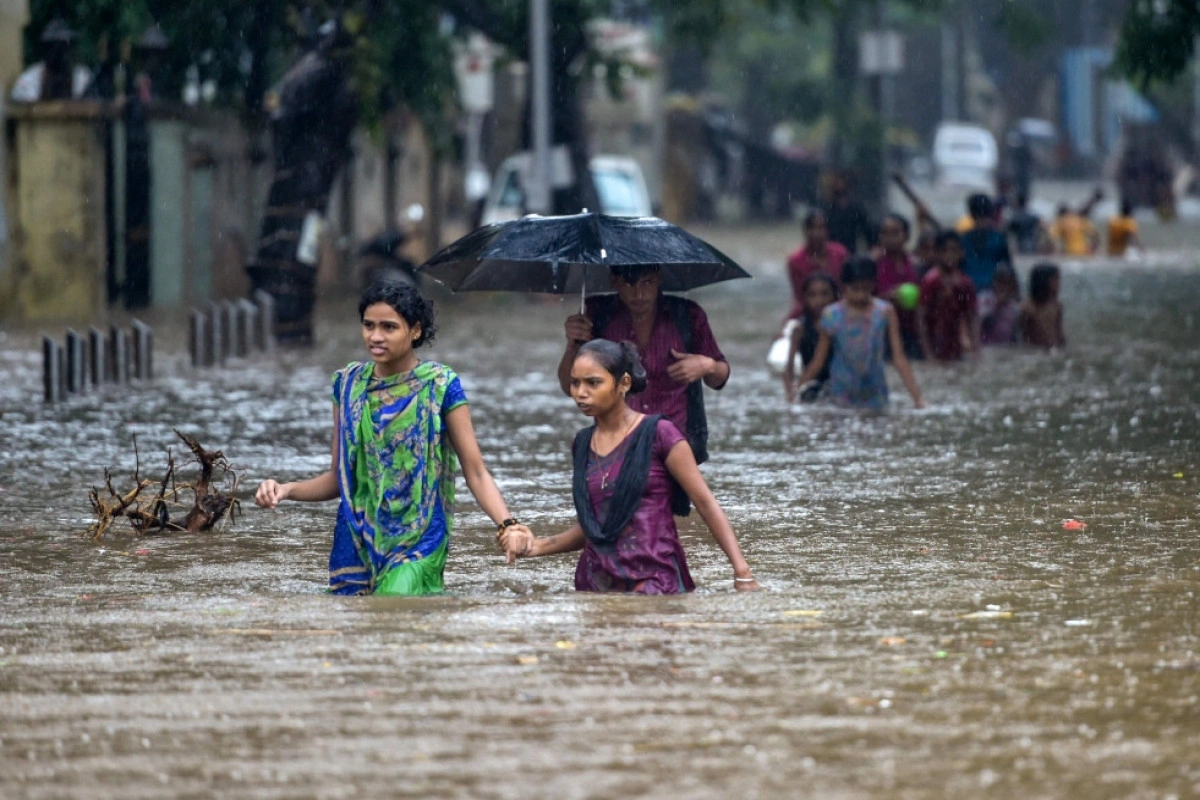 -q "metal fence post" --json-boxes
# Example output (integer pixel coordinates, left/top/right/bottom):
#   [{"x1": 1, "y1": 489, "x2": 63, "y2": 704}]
[
  {"x1": 65, "y1": 329, "x2": 85, "y2": 394},
  {"x1": 221, "y1": 300, "x2": 237, "y2": 361},
  {"x1": 189, "y1": 309, "x2": 209, "y2": 368},
  {"x1": 253, "y1": 289, "x2": 276, "y2": 353},
  {"x1": 131, "y1": 320, "x2": 152, "y2": 380},
  {"x1": 43, "y1": 336, "x2": 63, "y2": 403},
  {"x1": 89, "y1": 326, "x2": 107, "y2": 385},
  {"x1": 110, "y1": 325, "x2": 129, "y2": 384},
  {"x1": 236, "y1": 299, "x2": 258, "y2": 358}
]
